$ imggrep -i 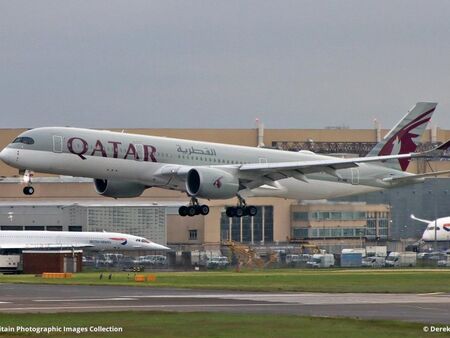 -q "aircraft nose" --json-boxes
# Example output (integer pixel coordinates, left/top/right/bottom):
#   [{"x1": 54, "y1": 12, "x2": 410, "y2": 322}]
[
  {"x1": 150, "y1": 243, "x2": 170, "y2": 251},
  {"x1": 0, "y1": 147, "x2": 8, "y2": 162}
]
